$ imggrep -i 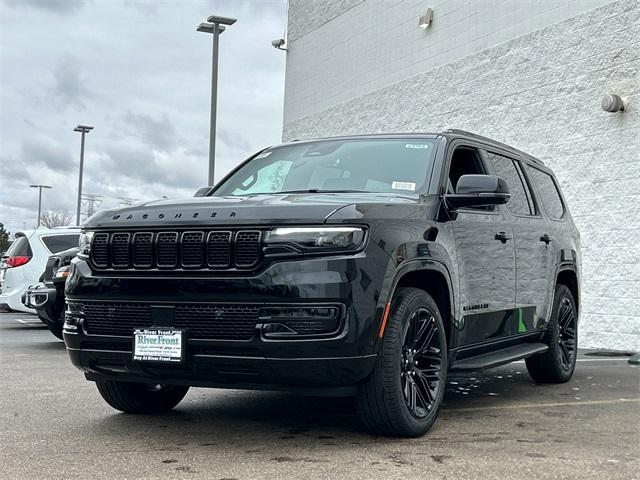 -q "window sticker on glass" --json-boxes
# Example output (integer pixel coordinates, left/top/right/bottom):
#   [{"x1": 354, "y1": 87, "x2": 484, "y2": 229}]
[
  {"x1": 404, "y1": 144, "x2": 430, "y2": 149},
  {"x1": 392, "y1": 181, "x2": 416, "y2": 191}
]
